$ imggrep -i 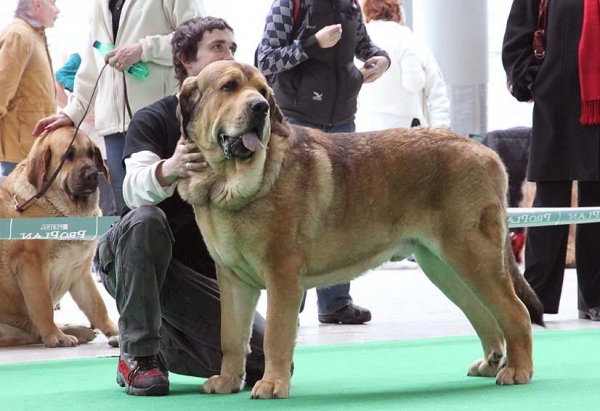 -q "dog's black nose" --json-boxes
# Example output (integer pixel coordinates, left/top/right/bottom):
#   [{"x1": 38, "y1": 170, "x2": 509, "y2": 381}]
[
  {"x1": 250, "y1": 99, "x2": 269, "y2": 118},
  {"x1": 82, "y1": 168, "x2": 98, "y2": 186}
]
